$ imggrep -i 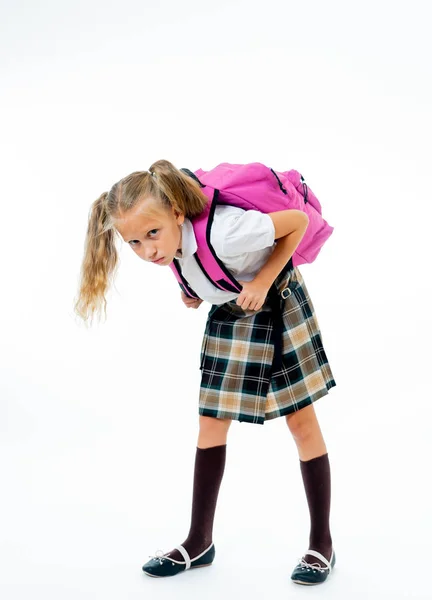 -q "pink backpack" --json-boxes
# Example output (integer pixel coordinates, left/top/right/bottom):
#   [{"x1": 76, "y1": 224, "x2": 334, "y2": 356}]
[{"x1": 169, "y1": 162, "x2": 334, "y2": 300}]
